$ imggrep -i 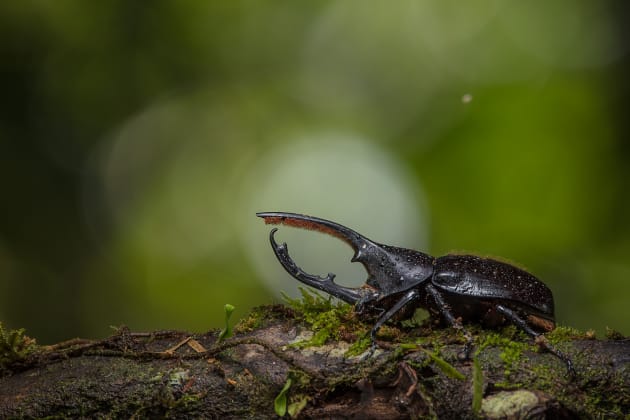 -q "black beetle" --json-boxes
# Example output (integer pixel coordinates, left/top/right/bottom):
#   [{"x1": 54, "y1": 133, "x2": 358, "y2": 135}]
[{"x1": 257, "y1": 212, "x2": 574, "y2": 374}]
